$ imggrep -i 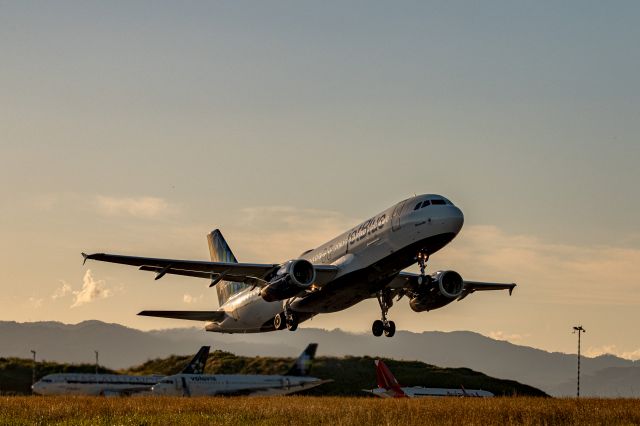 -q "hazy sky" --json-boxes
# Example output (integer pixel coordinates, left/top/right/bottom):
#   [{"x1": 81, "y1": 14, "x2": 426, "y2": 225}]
[{"x1": 1, "y1": 1, "x2": 639, "y2": 359}]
